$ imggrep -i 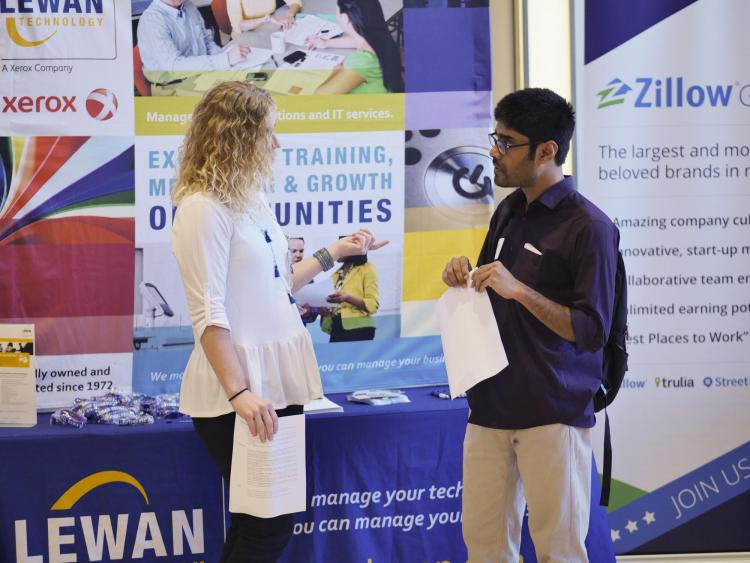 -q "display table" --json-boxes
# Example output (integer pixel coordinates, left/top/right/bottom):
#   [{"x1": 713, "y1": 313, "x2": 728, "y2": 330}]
[{"x1": 0, "y1": 387, "x2": 614, "y2": 562}]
